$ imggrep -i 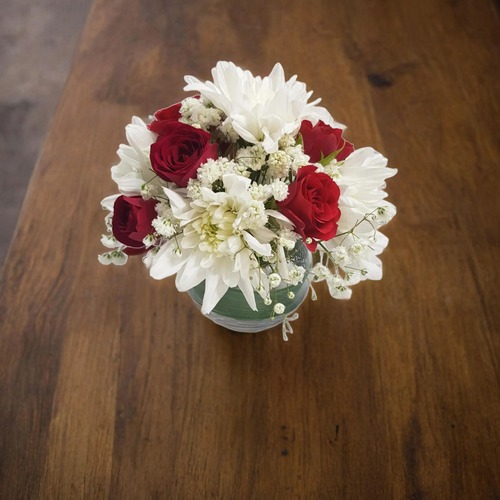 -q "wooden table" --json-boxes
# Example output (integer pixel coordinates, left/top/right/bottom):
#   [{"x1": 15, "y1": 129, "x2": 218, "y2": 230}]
[{"x1": 1, "y1": 0, "x2": 498, "y2": 497}]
